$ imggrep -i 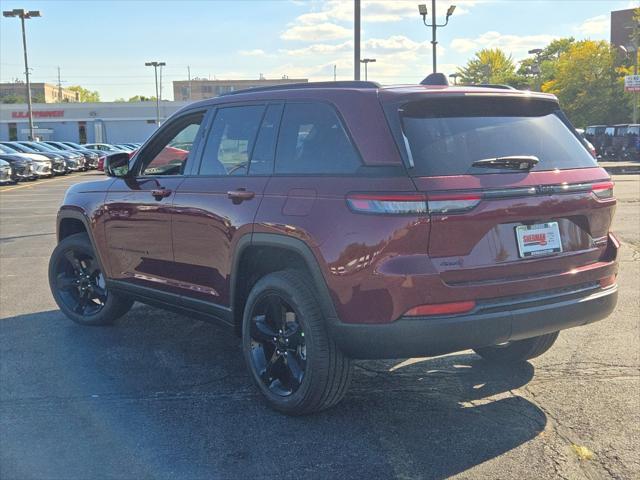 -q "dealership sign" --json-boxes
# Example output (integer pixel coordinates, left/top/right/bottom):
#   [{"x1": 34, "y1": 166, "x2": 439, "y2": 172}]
[
  {"x1": 625, "y1": 75, "x2": 640, "y2": 92},
  {"x1": 11, "y1": 110, "x2": 64, "y2": 119}
]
